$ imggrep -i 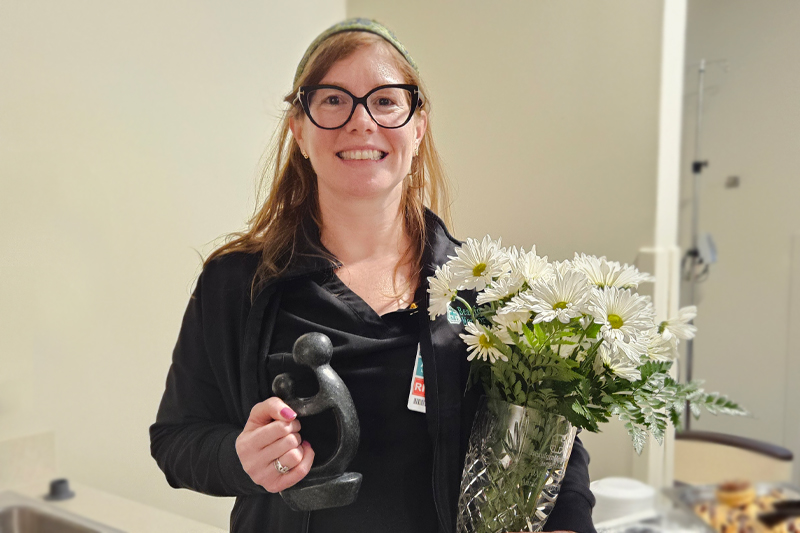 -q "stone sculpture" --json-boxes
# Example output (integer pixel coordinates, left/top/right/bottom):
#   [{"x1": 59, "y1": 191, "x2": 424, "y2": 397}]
[{"x1": 272, "y1": 332, "x2": 362, "y2": 511}]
